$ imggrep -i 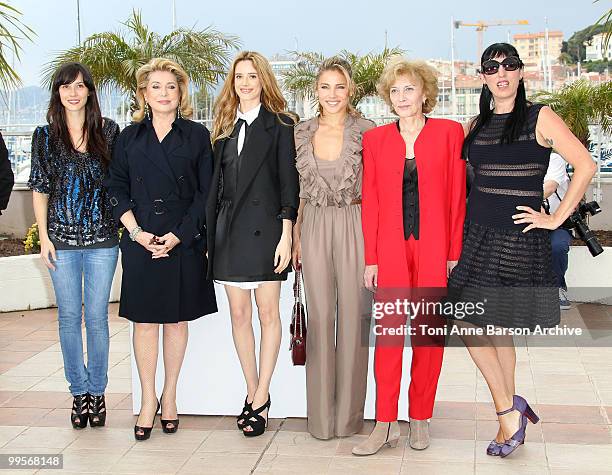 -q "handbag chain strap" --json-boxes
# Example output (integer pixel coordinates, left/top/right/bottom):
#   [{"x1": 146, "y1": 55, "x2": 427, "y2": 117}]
[{"x1": 295, "y1": 264, "x2": 303, "y2": 338}]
